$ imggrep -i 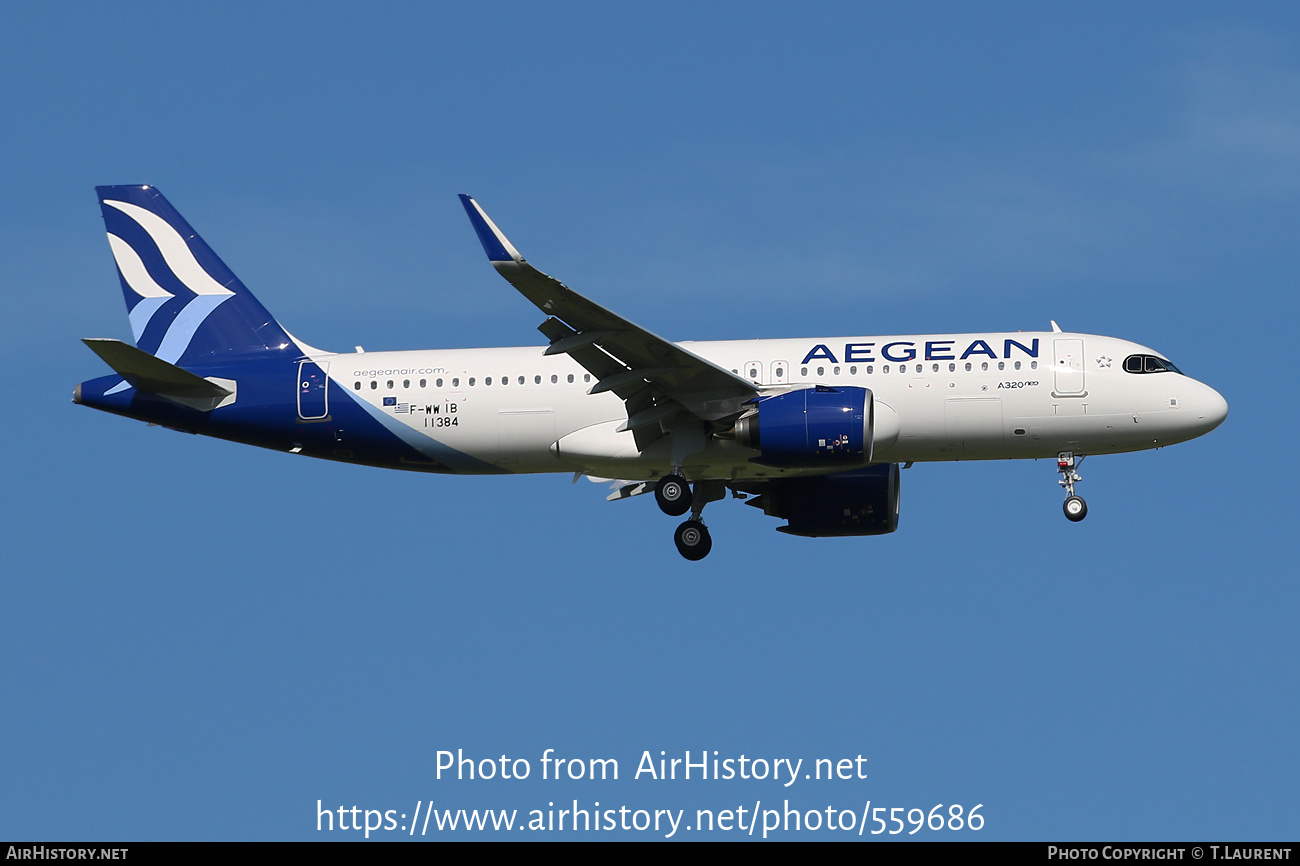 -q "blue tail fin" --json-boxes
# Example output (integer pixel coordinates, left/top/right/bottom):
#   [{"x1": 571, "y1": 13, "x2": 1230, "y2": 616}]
[{"x1": 96, "y1": 185, "x2": 299, "y2": 365}]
